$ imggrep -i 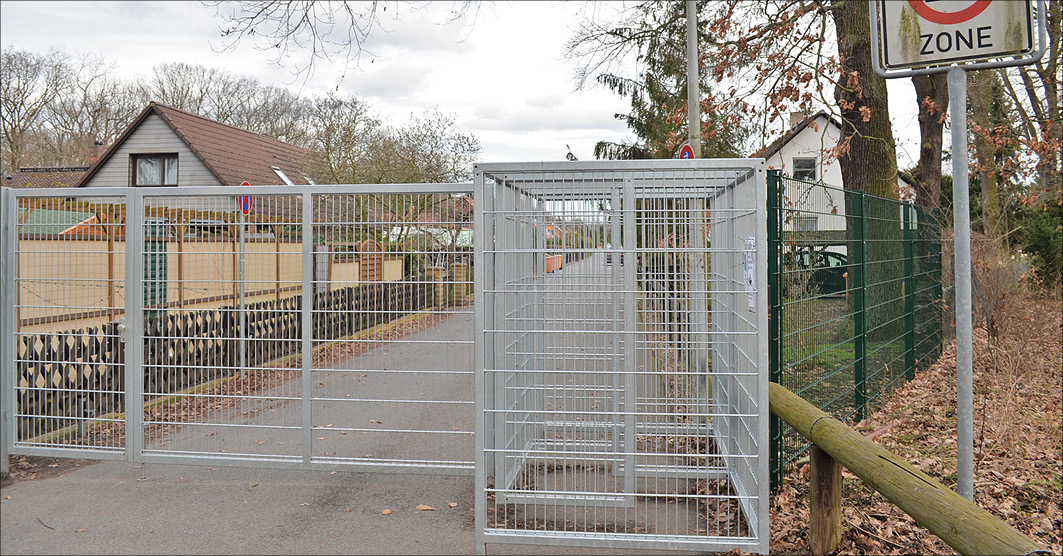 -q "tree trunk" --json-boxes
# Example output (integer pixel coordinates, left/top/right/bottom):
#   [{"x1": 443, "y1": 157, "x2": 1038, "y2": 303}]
[
  {"x1": 911, "y1": 73, "x2": 948, "y2": 208},
  {"x1": 834, "y1": 1, "x2": 904, "y2": 342},
  {"x1": 832, "y1": 0, "x2": 899, "y2": 198},
  {"x1": 968, "y1": 70, "x2": 1002, "y2": 242}
]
